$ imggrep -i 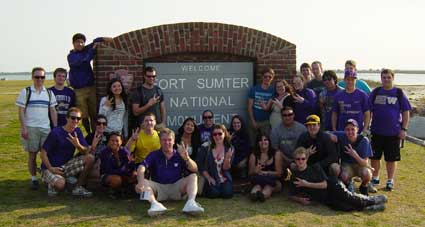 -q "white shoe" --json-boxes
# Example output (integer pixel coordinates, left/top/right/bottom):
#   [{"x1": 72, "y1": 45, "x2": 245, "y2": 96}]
[
  {"x1": 72, "y1": 186, "x2": 93, "y2": 197},
  {"x1": 147, "y1": 202, "x2": 167, "y2": 217},
  {"x1": 182, "y1": 199, "x2": 204, "y2": 215},
  {"x1": 47, "y1": 184, "x2": 58, "y2": 197}
]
